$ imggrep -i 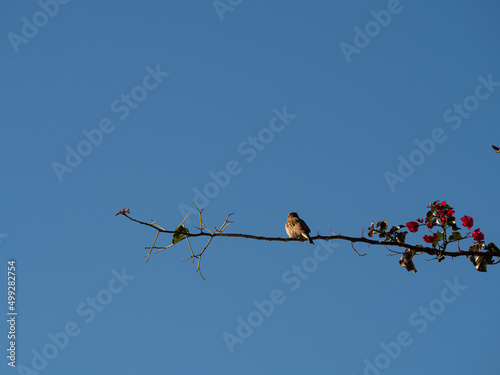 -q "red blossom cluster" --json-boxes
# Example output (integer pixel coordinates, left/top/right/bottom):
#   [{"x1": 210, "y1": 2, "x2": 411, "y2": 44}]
[
  {"x1": 392, "y1": 200, "x2": 498, "y2": 272},
  {"x1": 472, "y1": 228, "x2": 485, "y2": 242},
  {"x1": 461, "y1": 215, "x2": 473, "y2": 230},
  {"x1": 423, "y1": 233, "x2": 438, "y2": 244},
  {"x1": 405, "y1": 201, "x2": 484, "y2": 245}
]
